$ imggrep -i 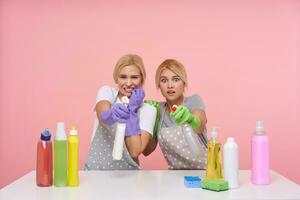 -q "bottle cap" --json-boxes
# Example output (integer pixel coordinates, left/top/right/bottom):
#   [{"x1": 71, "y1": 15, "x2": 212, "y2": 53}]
[
  {"x1": 121, "y1": 96, "x2": 130, "y2": 105},
  {"x1": 69, "y1": 126, "x2": 78, "y2": 135},
  {"x1": 211, "y1": 127, "x2": 218, "y2": 141},
  {"x1": 55, "y1": 122, "x2": 67, "y2": 140},
  {"x1": 227, "y1": 137, "x2": 235, "y2": 142},
  {"x1": 41, "y1": 128, "x2": 51, "y2": 141},
  {"x1": 255, "y1": 121, "x2": 265, "y2": 134},
  {"x1": 171, "y1": 105, "x2": 177, "y2": 112}
]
